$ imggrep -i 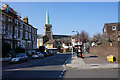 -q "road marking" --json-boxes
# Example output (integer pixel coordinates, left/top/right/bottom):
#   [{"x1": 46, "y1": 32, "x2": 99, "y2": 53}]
[
  {"x1": 64, "y1": 55, "x2": 72, "y2": 64},
  {"x1": 63, "y1": 68, "x2": 66, "y2": 71},
  {"x1": 5, "y1": 68, "x2": 21, "y2": 71},
  {"x1": 59, "y1": 75, "x2": 62, "y2": 78},
  {"x1": 61, "y1": 72, "x2": 64, "y2": 75},
  {"x1": 91, "y1": 66, "x2": 99, "y2": 68}
]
